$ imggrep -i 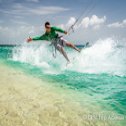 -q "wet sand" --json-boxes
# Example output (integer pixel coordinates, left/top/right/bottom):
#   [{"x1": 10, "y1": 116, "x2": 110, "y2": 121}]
[{"x1": 0, "y1": 62, "x2": 120, "y2": 126}]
